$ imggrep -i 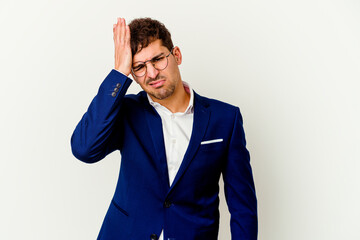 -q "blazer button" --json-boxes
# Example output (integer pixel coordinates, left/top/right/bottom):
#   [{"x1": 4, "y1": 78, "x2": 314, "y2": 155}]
[
  {"x1": 116, "y1": 83, "x2": 121, "y2": 88},
  {"x1": 113, "y1": 87, "x2": 119, "y2": 92},
  {"x1": 111, "y1": 92, "x2": 116, "y2": 97},
  {"x1": 164, "y1": 201, "x2": 172, "y2": 208},
  {"x1": 150, "y1": 233, "x2": 158, "y2": 240}
]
